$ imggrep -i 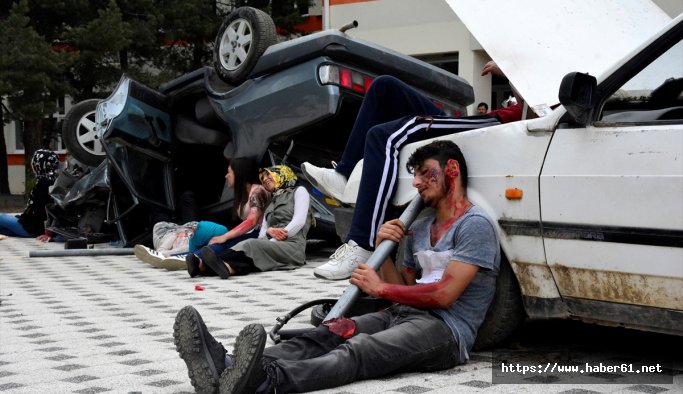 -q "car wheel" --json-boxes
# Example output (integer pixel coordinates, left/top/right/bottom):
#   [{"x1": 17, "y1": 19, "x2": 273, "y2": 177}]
[
  {"x1": 213, "y1": 6, "x2": 277, "y2": 85},
  {"x1": 62, "y1": 99, "x2": 105, "y2": 167},
  {"x1": 472, "y1": 256, "x2": 526, "y2": 350}
]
